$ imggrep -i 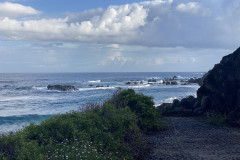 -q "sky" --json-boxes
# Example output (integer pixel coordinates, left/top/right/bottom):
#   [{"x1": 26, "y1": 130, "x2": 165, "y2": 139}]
[{"x1": 0, "y1": 0, "x2": 239, "y2": 72}]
